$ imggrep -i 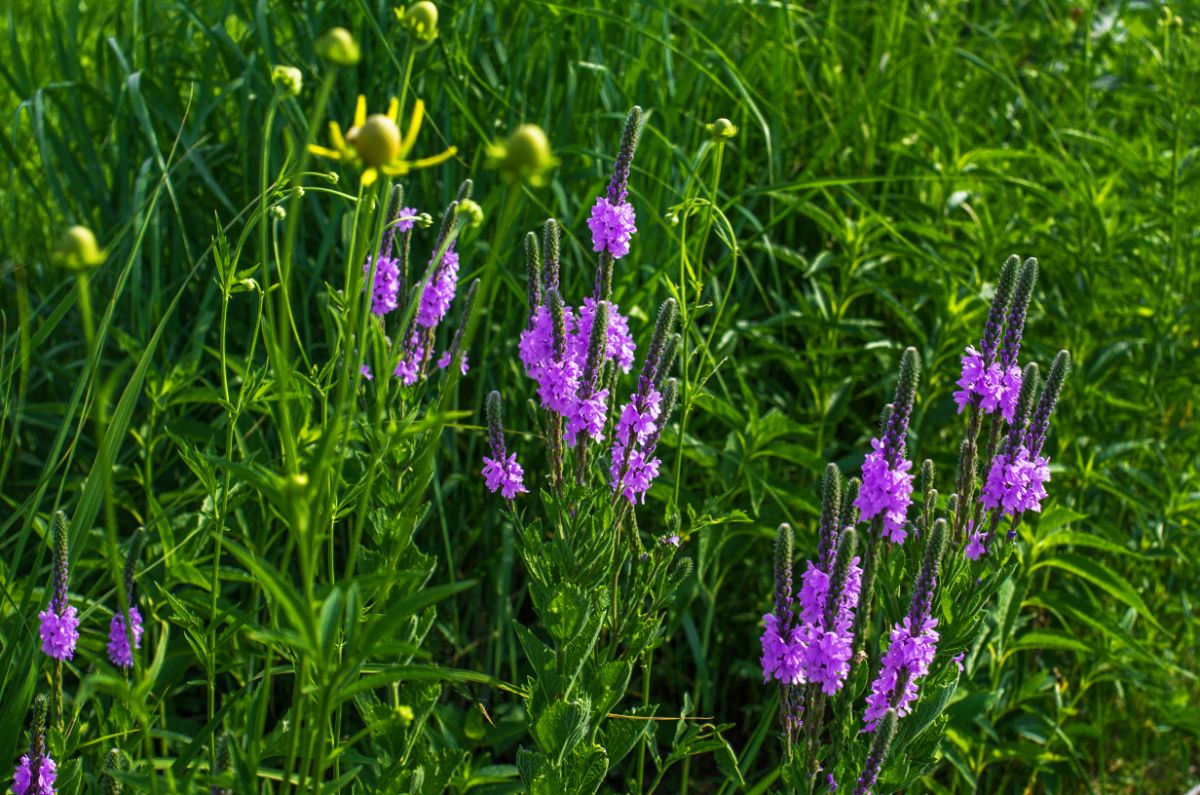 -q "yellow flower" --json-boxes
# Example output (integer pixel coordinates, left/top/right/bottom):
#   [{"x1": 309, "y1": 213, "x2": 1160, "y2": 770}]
[{"x1": 308, "y1": 95, "x2": 457, "y2": 186}]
